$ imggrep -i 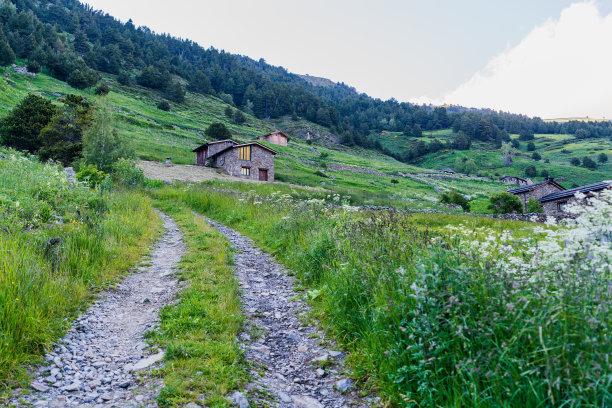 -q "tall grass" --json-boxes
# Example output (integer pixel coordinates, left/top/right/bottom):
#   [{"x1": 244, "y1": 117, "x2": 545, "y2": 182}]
[
  {"x1": 0, "y1": 150, "x2": 160, "y2": 396},
  {"x1": 152, "y1": 184, "x2": 611, "y2": 407}
]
